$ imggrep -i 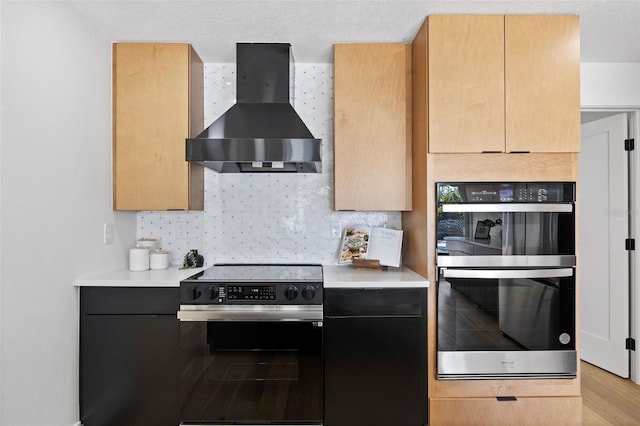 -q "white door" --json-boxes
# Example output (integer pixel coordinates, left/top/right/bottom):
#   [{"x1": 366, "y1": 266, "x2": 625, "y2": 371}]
[{"x1": 579, "y1": 113, "x2": 630, "y2": 377}]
